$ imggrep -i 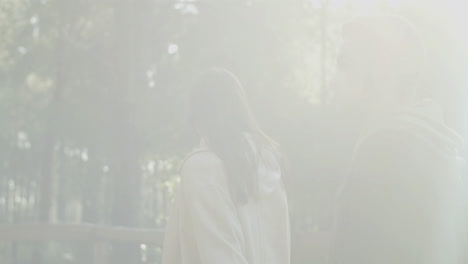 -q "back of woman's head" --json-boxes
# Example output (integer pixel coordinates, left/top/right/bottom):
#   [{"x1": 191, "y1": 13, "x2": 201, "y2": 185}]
[
  {"x1": 190, "y1": 68, "x2": 256, "y2": 138},
  {"x1": 342, "y1": 15, "x2": 425, "y2": 101},
  {"x1": 189, "y1": 68, "x2": 279, "y2": 204}
]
